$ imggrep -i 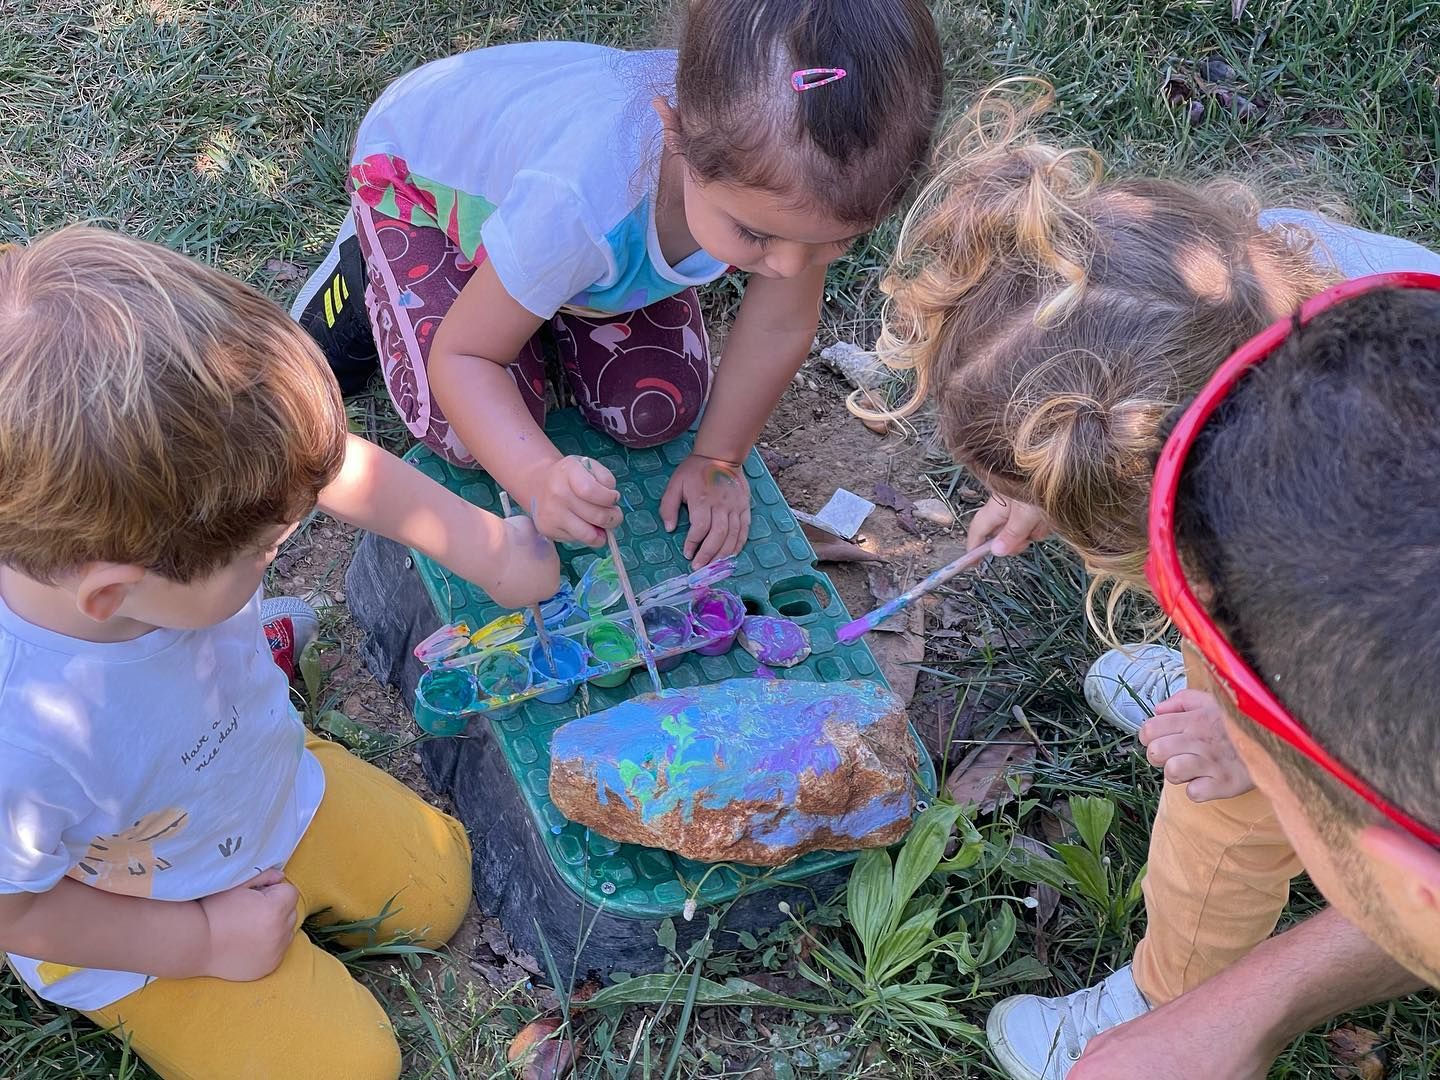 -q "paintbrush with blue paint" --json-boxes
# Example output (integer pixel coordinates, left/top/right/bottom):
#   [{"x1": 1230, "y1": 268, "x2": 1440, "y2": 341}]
[
  {"x1": 836, "y1": 541, "x2": 995, "y2": 644},
  {"x1": 499, "y1": 492, "x2": 555, "y2": 670}
]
